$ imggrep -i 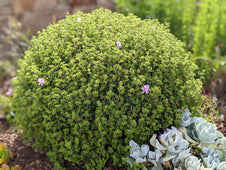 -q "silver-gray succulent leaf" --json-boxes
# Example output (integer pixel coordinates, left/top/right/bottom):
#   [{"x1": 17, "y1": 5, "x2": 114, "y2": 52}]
[
  {"x1": 127, "y1": 110, "x2": 226, "y2": 170},
  {"x1": 172, "y1": 148, "x2": 190, "y2": 164},
  {"x1": 201, "y1": 147, "x2": 220, "y2": 169},
  {"x1": 184, "y1": 155, "x2": 201, "y2": 170},
  {"x1": 141, "y1": 144, "x2": 150, "y2": 156},
  {"x1": 218, "y1": 162, "x2": 226, "y2": 170},
  {"x1": 126, "y1": 156, "x2": 134, "y2": 168},
  {"x1": 151, "y1": 164, "x2": 164, "y2": 170},
  {"x1": 151, "y1": 127, "x2": 190, "y2": 164},
  {"x1": 160, "y1": 151, "x2": 175, "y2": 163},
  {"x1": 195, "y1": 120, "x2": 223, "y2": 145},
  {"x1": 136, "y1": 157, "x2": 147, "y2": 163},
  {"x1": 148, "y1": 150, "x2": 163, "y2": 166},
  {"x1": 150, "y1": 134, "x2": 167, "y2": 151},
  {"x1": 216, "y1": 149, "x2": 226, "y2": 163},
  {"x1": 178, "y1": 127, "x2": 198, "y2": 145},
  {"x1": 130, "y1": 140, "x2": 140, "y2": 149},
  {"x1": 180, "y1": 109, "x2": 197, "y2": 127},
  {"x1": 129, "y1": 140, "x2": 149, "y2": 163}
]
